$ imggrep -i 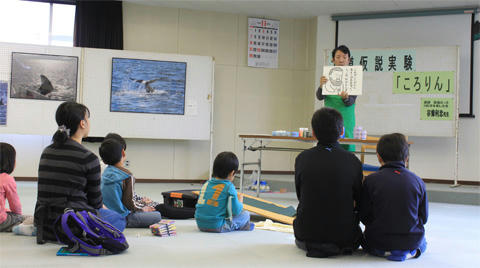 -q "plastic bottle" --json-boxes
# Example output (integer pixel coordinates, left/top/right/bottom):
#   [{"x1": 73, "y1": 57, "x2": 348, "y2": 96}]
[
  {"x1": 361, "y1": 129, "x2": 367, "y2": 140},
  {"x1": 248, "y1": 170, "x2": 258, "y2": 190},
  {"x1": 354, "y1": 126, "x2": 363, "y2": 139}
]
